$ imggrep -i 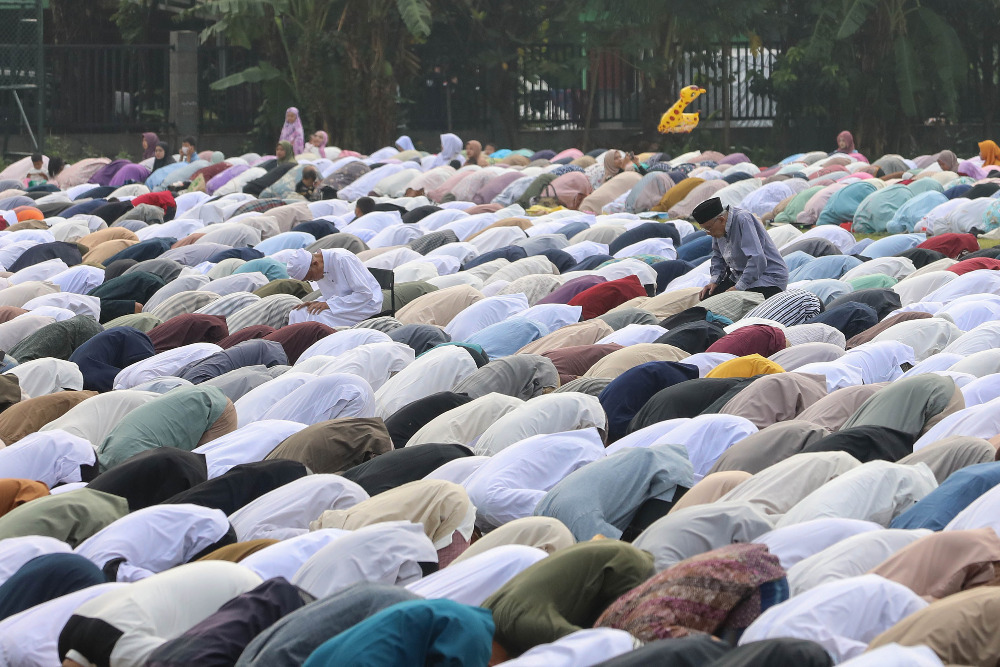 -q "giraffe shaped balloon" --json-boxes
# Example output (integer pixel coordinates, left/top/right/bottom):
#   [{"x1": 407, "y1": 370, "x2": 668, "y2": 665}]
[{"x1": 658, "y1": 85, "x2": 707, "y2": 134}]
